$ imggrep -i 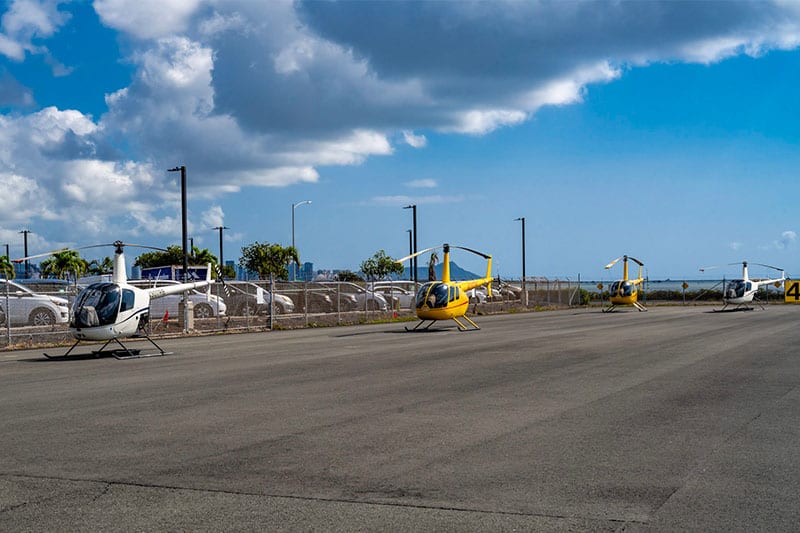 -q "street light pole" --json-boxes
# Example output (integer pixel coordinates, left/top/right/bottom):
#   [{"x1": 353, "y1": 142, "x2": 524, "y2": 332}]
[
  {"x1": 19, "y1": 229, "x2": 31, "y2": 278},
  {"x1": 292, "y1": 200, "x2": 311, "y2": 281},
  {"x1": 213, "y1": 226, "x2": 229, "y2": 277},
  {"x1": 406, "y1": 229, "x2": 413, "y2": 281},
  {"x1": 515, "y1": 217, "x2": 527, "y2": 306},
  {"x1": 168, "y1": 165, "x2": 189, "y2": 331},
  {"x1": 403, "y1": 205, "x2": 417, "y2": 285}
]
